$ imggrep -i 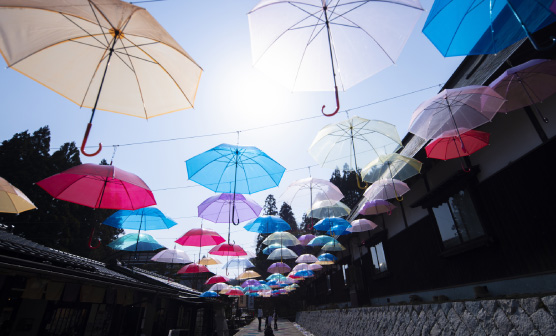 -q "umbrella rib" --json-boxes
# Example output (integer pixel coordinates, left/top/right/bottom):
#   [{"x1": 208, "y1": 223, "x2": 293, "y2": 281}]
[{"x1": 117, "y1": 37, "x2": 149, "y2": 119}]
